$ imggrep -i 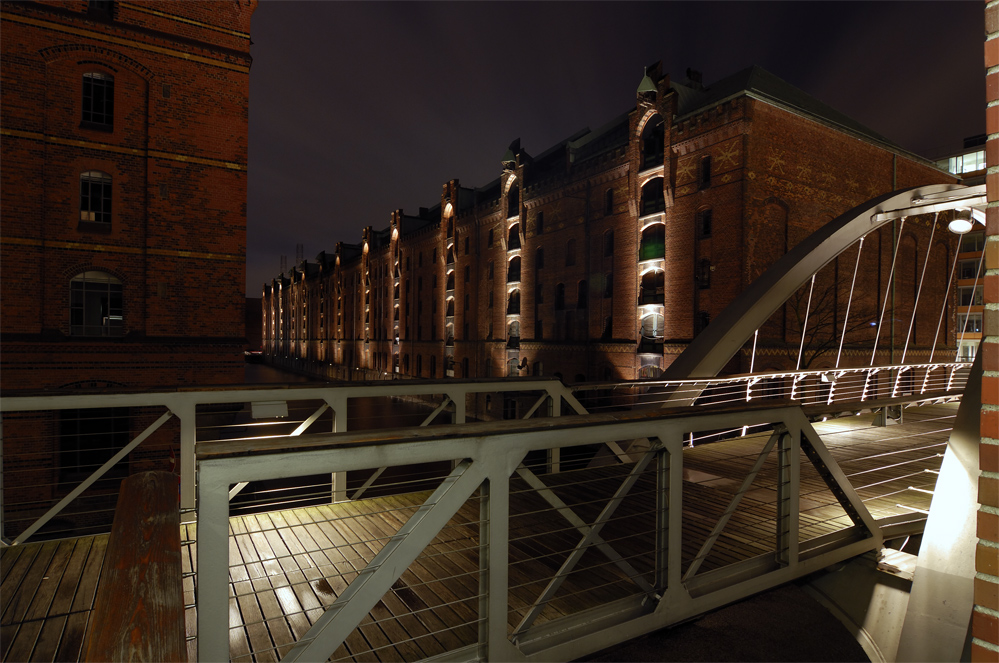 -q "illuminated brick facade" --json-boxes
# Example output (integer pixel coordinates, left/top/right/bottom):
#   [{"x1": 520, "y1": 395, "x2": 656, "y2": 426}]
[
  {"x1": 263, "y1": 64, "x2": 957, "y2": 385},
  {"x1": 0, "y1": 0, "x2": 256, "y2": 392}
]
